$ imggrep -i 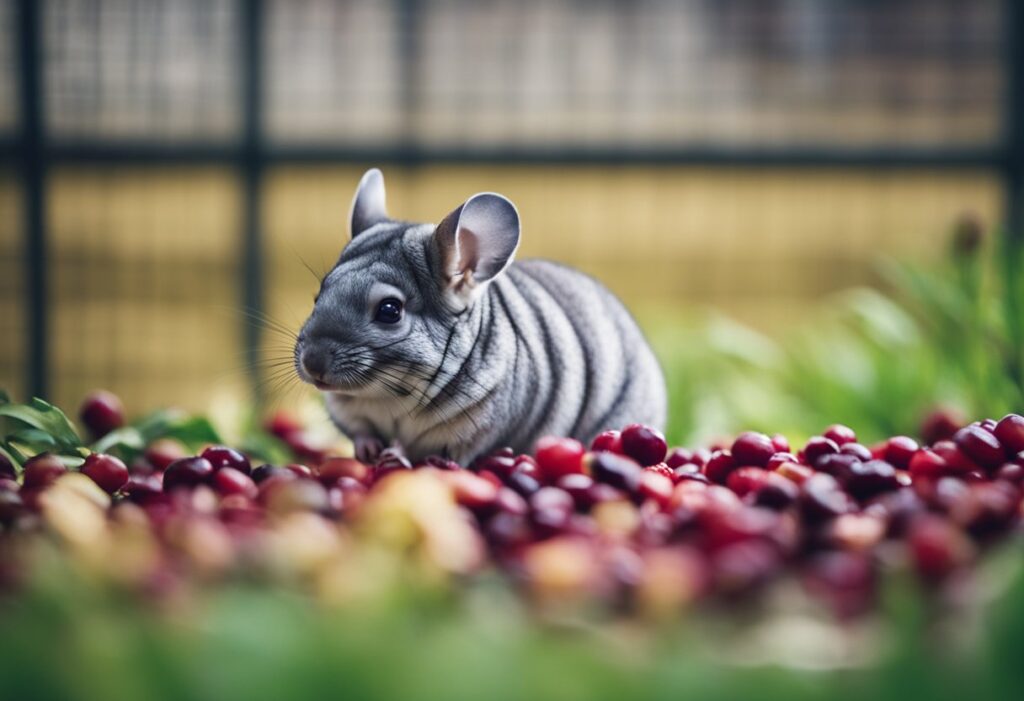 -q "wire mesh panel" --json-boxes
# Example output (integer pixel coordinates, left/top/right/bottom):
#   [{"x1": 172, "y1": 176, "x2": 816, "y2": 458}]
[
  {"x1": 0, "y1": 0, "x2": 16, "y2": 134},
  {"x1": 413, "y1": 0, "x2": 1001, "y2": 148},
  {"x1": 48, "y1": 168, "x2": 244, "y2": 413},
  {"x1": 43, "y1": 0, "x2": 240, "y2": 142},
  {"x1": 264, "y1": 0, "x2": 404, "y2": 145},
  {"x1": 0, "y1": 172, "x2": 23, "y2": 399}
]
